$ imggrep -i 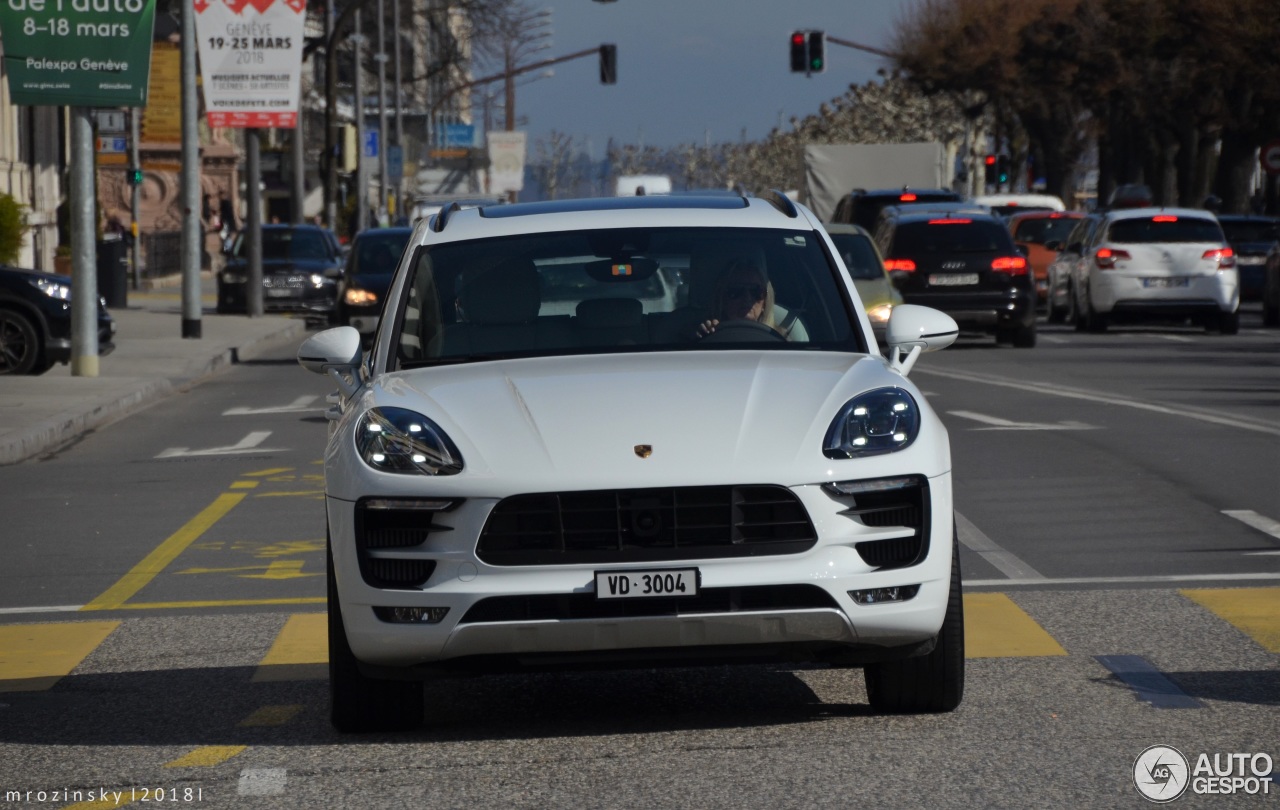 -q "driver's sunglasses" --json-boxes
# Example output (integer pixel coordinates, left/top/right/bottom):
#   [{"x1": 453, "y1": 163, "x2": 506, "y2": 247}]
[{"x1": 725, "y1": 283, "x2": 765, "y2": 302}]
